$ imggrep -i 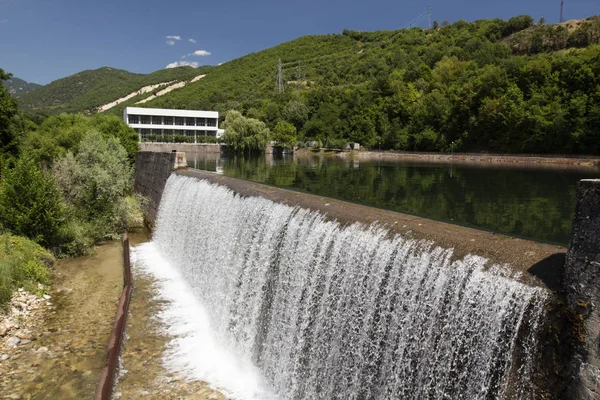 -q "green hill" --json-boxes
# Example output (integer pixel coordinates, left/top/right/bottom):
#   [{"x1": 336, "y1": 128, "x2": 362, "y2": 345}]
[
  {"x1": 18, "y1": 66, "x2": 210, "y2": 114},
  {"x1": 126, "y1": 15, "x2": 600, "y2": 155},
  {"x1": 2, "y1": 77, "x2": 42, "y2": 97}
]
